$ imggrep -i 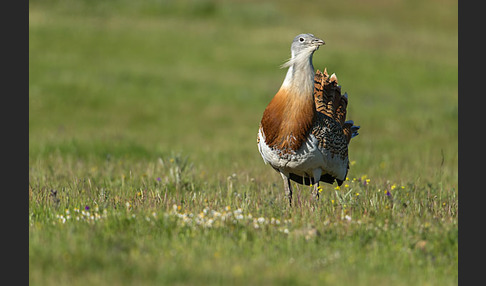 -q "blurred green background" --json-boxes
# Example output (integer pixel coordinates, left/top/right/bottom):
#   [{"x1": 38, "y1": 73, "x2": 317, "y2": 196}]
[
  {"x1": 29, "y1": 1, "x2": 458, "y2": 285},
  {"x1": 29, "y1": 0, "x2": 458, "y2": 189}
]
